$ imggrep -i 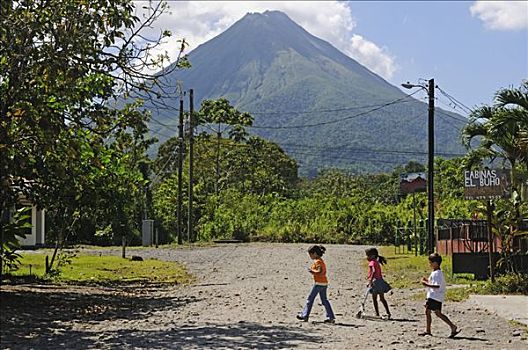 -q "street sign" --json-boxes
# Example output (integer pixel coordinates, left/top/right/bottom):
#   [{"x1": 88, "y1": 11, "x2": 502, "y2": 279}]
[{"x1": 464, "y1": 169, "x2": 511, "y2": 200}]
